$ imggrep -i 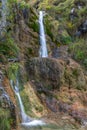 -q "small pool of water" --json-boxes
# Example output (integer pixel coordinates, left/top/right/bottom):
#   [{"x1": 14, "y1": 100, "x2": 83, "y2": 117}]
[{"x1": 21, "y1": 123, "x2": 79, "y2": 130}]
